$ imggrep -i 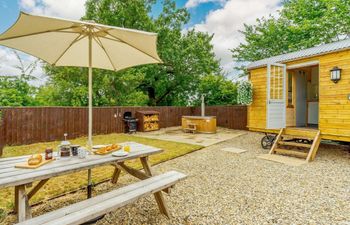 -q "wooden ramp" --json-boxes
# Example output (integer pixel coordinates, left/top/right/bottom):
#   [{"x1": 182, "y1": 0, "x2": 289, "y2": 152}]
[{"x1": 269, "y1": 128, "x2": 321, "y2": 162}]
